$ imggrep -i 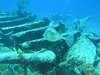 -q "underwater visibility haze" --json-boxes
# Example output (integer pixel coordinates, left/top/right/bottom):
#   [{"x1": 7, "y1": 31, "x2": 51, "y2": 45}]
[{"x1": 0, "y1": 0, "x2": 100, "y2": 75}]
